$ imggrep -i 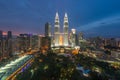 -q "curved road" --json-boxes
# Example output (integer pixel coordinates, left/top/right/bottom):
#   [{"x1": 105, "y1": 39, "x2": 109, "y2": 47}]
[{"x1": 0, "y1": 55, "x2": 33, "y2": 80}]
